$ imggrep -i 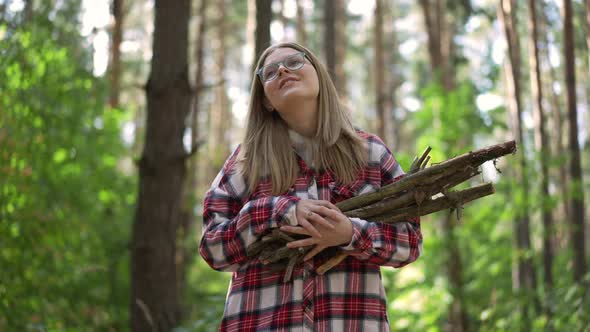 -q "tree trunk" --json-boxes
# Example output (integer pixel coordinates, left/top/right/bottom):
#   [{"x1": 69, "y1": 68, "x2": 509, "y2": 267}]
[
  {"x1": 295, "y1": 0, "x2": 307, "y2": 45},
  {"x1": 528, "y1": 0, "x2": 553, "y2": 298},
  {"x1": 130, "y1": 1, "x2": 191, "y2": 331},
  {"x1": 383, "y1": 0, "x2": 400, "y2": 150},
  {"x1": 374, "y1": 0, "x2": 387, "y2": 141},
  {"x1": 253, "y1": 0, "x2": 272, "y2": 75},
  {"x1": 324, "y1": 0, "x2": 347, "y2": 97},
  {"x1": 109, "y1": 0, "x2": 124, "y2": 109},
  {"x1": 420, "y1": 1, "x2": 468, "y2": 330},
  {"x1": 563, "y1": 0, "x2": 587, "y2": 283},
  {"x1": 209, "y1": 0, "x2": 231, "y2": 179},
  {"x1": 586, "y1": 0, "x2": 590, "y2": 74},
  {"x1": 419, "y1": 0, "x2": 454, "y2": 90},
  {"x1": 23, "y1": 0, "x2": 33, "y2": 23},
  {"x1": 176, "y1": 0, "x2": 208, "y2": 320},
  {"x1": 539, "y1": 5, "x2": 570, "y2": 225},
  {"x1": 499, "y1": 0, "x2": 538, "y2": 327}
]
